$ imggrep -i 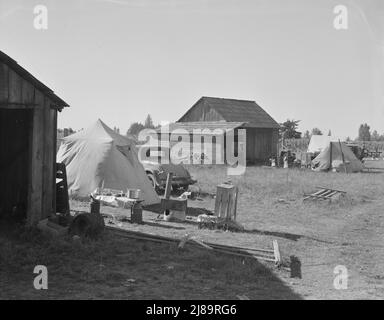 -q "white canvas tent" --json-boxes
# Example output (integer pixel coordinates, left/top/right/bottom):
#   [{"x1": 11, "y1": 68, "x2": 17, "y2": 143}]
[
  {"x1": 57, "y1": 119, "x2": 159, "y2": 205},
  {"x1": 312, "y1": 141, "x2": 364, "y2": 173},
  {"x1": 307, "y1": 135, "x2": 345, "y2": 154}
]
